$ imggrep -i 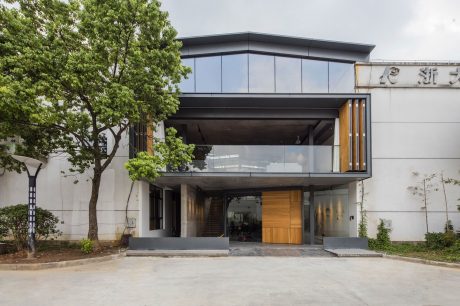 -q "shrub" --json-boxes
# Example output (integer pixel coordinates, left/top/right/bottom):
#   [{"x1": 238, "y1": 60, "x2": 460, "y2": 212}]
[
  {"x1": 370, "y1": 219, "x2": 392, "y2": 250},
  {"x1": 445, "y1": 220, "x2": 454, "y2": 232},
  {"x1": 80, "y1": 238, "x2": 93, "y2": 254},
  {"x1": 0, "y1": 204, "x2": 62, "y2": 249},
  {"x1": 443, "y1": 231, "x2": 456, "y2": 248},
  {"x1": 425, "y1": 232, "x2": 456, "y2": 249}
]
